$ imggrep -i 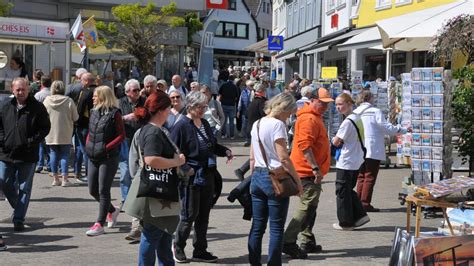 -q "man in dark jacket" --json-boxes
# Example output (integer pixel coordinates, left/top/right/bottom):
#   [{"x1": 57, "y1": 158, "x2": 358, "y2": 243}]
[{"x1": 0, "y1": 77, "x2": 51, "y2": 231}]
